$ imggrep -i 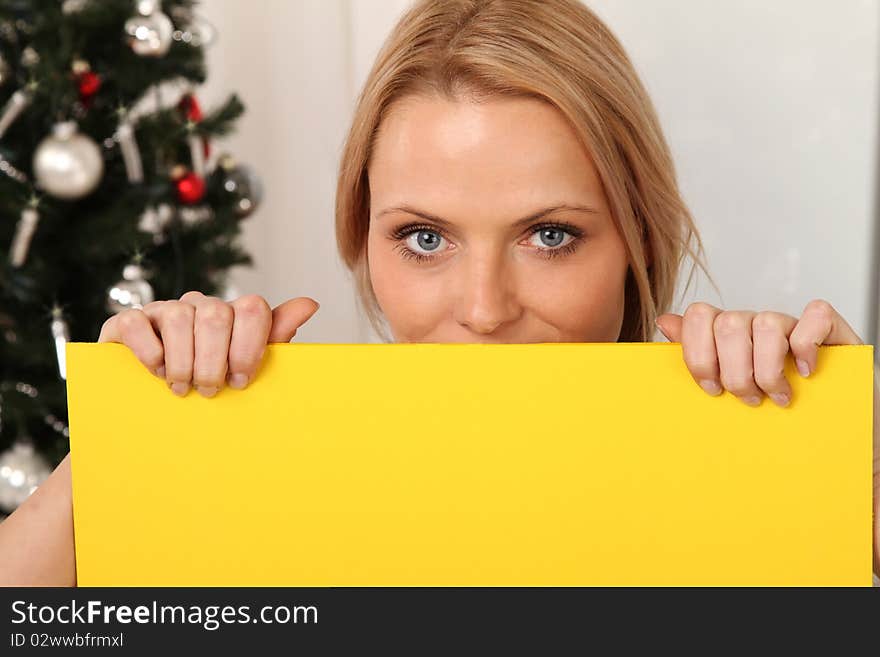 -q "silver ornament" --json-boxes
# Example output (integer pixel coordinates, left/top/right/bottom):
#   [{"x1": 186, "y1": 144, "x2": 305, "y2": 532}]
[
  {"x1": 0, "y1": 88, "x2": 32, "y2": 140},
  {"x1": 0, "y1": 440, "x2": 51, "y2": 513},
  {"x1": 50, "y1": 306, "x2": 70, "y2": 380},
  {"x1": 187, "y1": 130, "x2": 205, "y2": 177},
  {"x1": 179, "y1": 205, "x2": 212, "y2": 226},
  {"x1": 222, "y1": 161, "x2": 263, "y2": 218},
  {"x1": 33, "y1": 122, "x2": 104, "y2": 200},
  {"x1": 137, "y1": 203, "x2": 173, "y2": 243},
  {"x1": 9, "y1": 201, "x2": 39, "y2": 267},
  {"x1": 117, "y1": 116, "x2": 143, "y2": 183},
  {"x1": 107, "y1": 263, "x2": 155, "y2": 314},
  {"x1": 125, "y1": 0, "x2": 174, "y2": 57},
  {"x1": 20, "y1": 46, "x2": 39, "y2": 68},
  {"x1": 62, "y1": 0, "x2": 91, "y2": 14},
  {"x1": 170, "y1": 15, "x2": 216, "y2": 48}
]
